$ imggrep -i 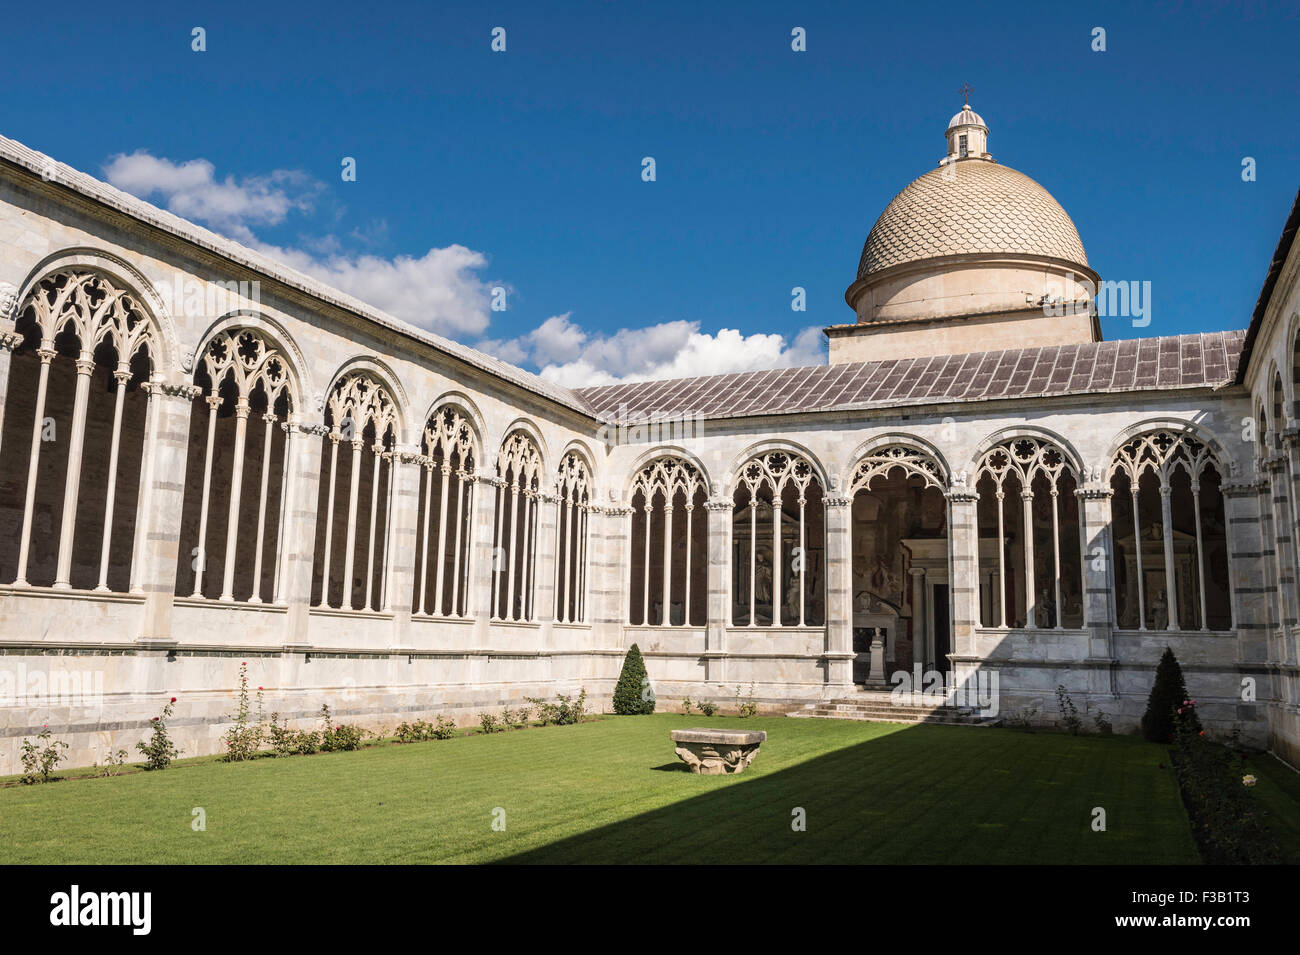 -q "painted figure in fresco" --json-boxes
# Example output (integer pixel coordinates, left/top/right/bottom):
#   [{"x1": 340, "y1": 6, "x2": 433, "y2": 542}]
[{"x1": 870, "y1": 553, "x2": 900, "y2": 599}]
